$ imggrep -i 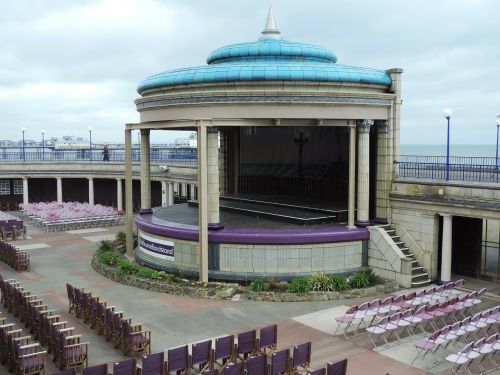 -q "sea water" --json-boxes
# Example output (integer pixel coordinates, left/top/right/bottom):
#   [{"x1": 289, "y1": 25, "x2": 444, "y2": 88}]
[{"x1": 401, "y1": 144, "x2": 497, "y2": 158}]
